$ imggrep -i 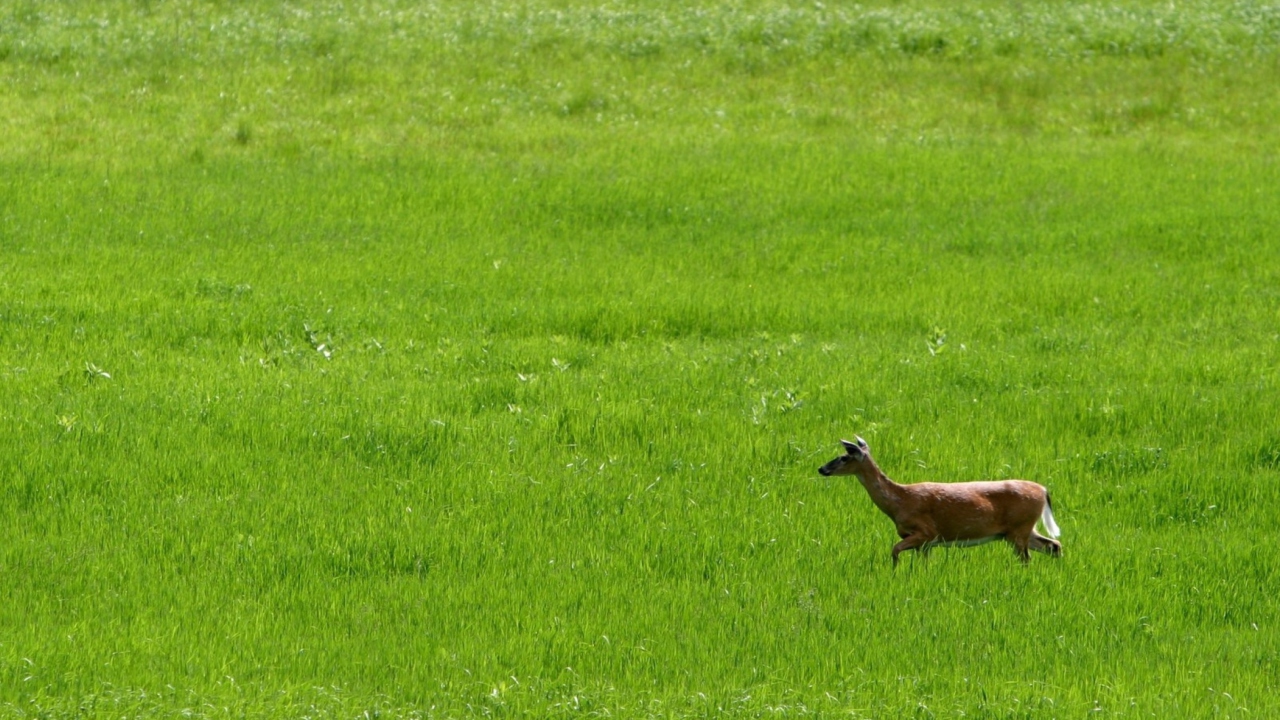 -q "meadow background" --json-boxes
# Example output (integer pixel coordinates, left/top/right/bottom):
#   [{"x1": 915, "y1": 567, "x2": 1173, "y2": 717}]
[{"x1": 2, "y1": 0, "x2": 1280, "y2": 716}]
